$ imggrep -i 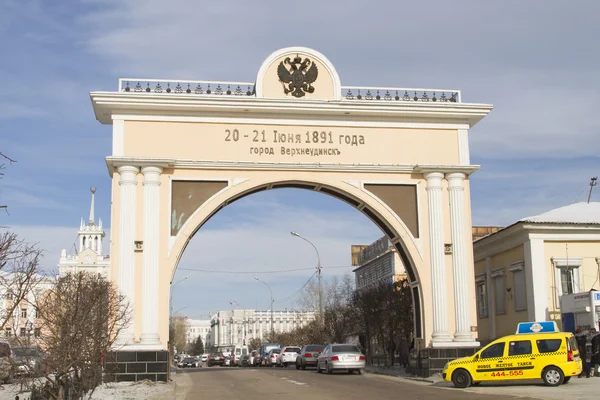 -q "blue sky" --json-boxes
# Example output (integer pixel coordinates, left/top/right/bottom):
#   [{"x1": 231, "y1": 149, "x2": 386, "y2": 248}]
[{"x1": 1, "y1": 0, "x2": 599, "y2": 320}]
